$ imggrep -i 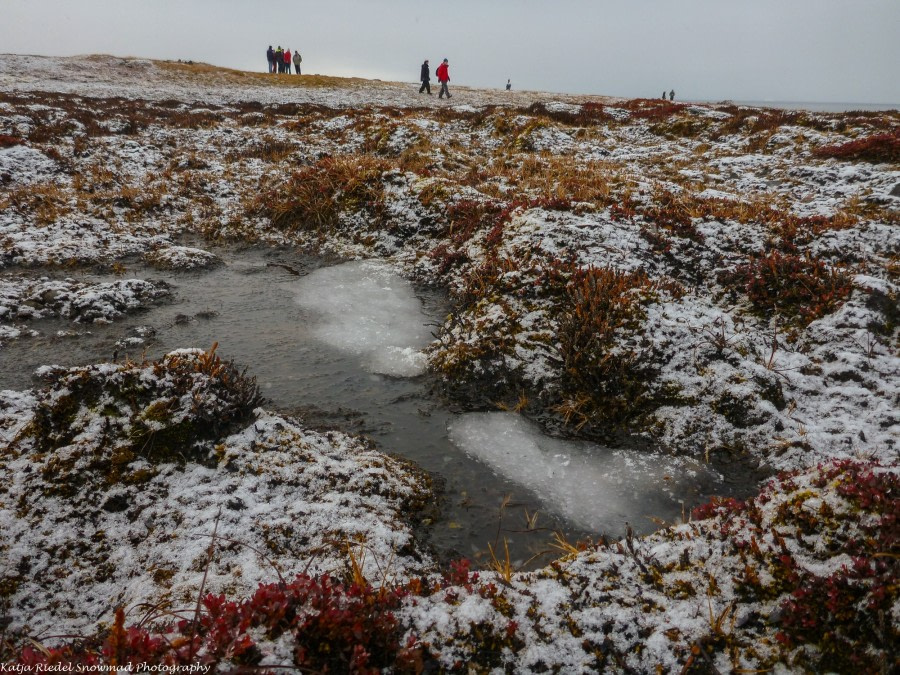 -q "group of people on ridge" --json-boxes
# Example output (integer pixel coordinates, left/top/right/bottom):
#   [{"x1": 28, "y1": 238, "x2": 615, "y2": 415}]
[
  {"x1": 419, "y1": 58, "x2": 452, "y2": 98},
  {"x1": 267, "y1": 45, "x2": 301, "y2": 74}
]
